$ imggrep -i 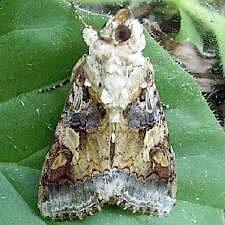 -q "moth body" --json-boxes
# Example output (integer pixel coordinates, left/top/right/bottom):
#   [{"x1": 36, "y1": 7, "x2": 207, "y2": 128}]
[{"x1": 38, "y1": 8, "x2": 176, "y2": 220}]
